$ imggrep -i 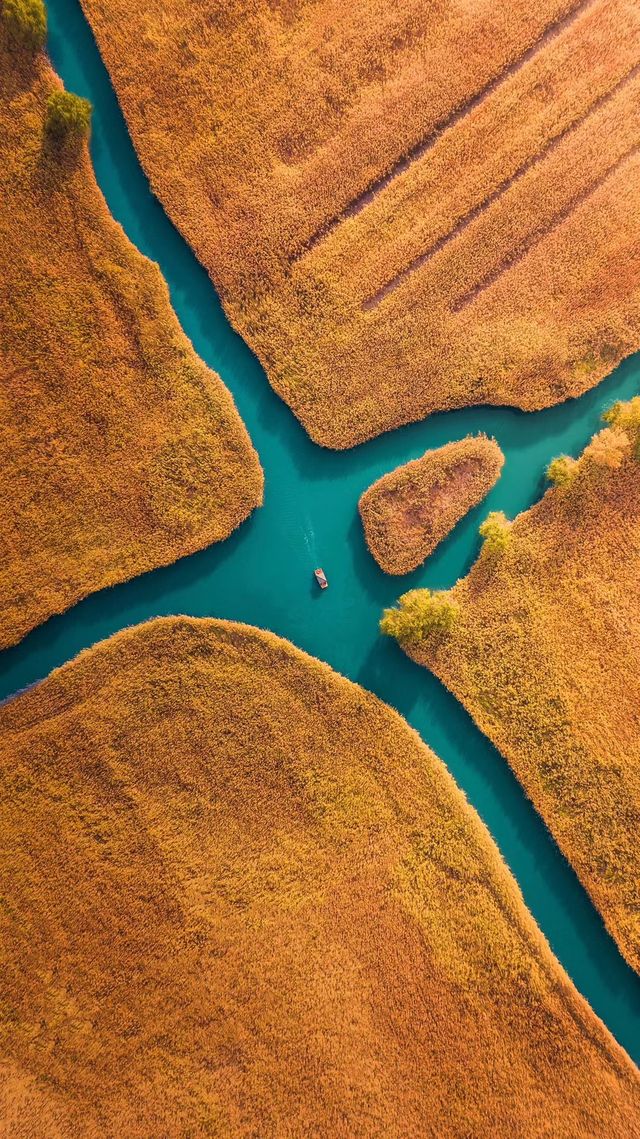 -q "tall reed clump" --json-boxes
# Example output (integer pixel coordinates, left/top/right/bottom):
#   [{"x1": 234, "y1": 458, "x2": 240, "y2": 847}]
[
  {"x1": 73, "y1": 0, "x2": 640, "y2": 447},
  {"x1": 2, "y1": 616, "x2": 639, "y2": 1134},
  {"x1": 1, "y1": 41, "x2": 262, "y2": 648}
]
